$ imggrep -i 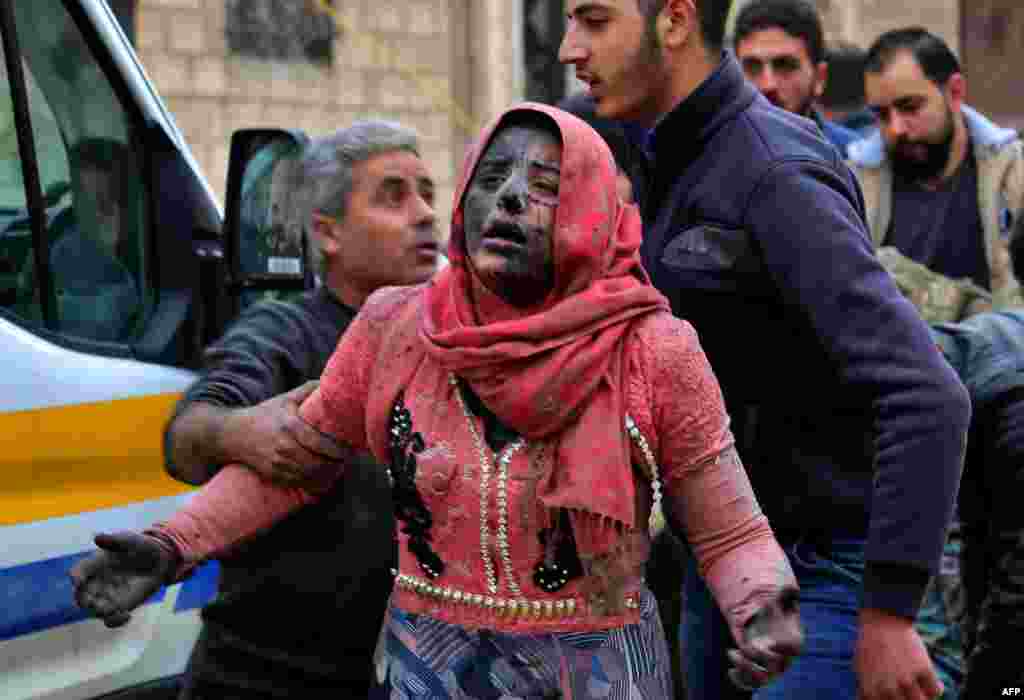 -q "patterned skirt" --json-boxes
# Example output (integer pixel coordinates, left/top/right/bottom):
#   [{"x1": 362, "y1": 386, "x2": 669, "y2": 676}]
[{"x1": 373, "y1": 588, "x2": 673, "y2": 700}]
